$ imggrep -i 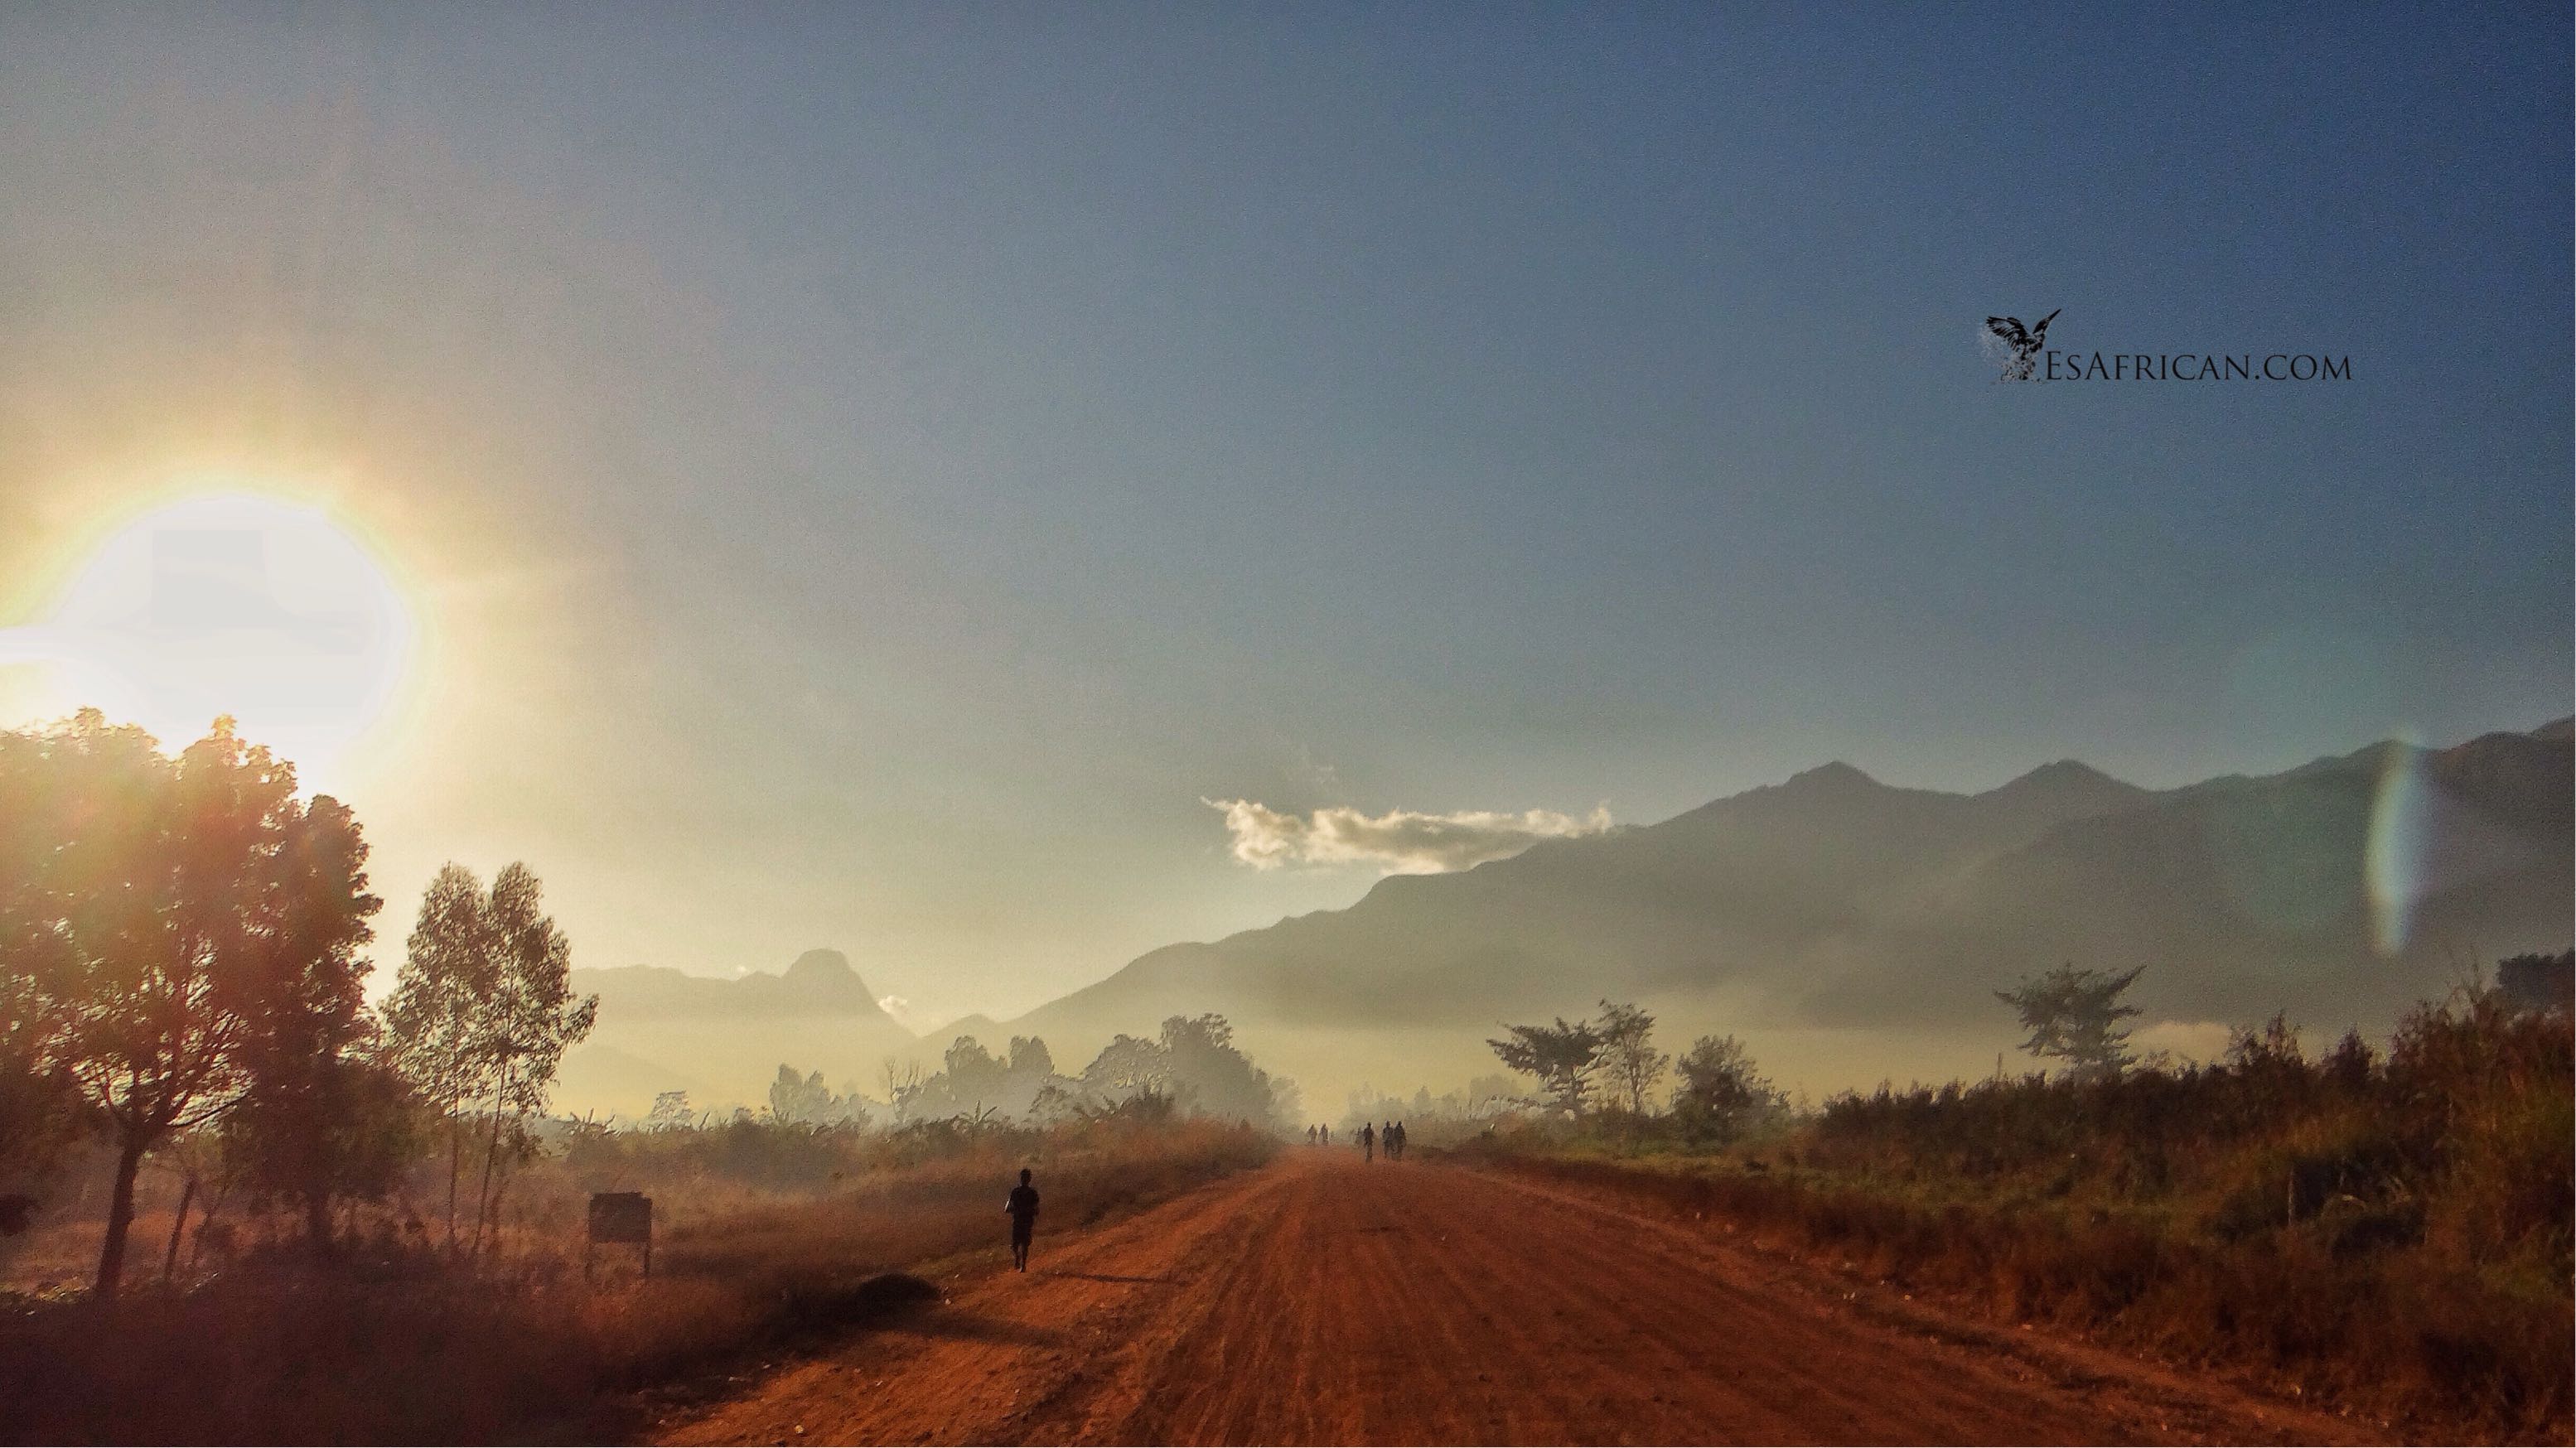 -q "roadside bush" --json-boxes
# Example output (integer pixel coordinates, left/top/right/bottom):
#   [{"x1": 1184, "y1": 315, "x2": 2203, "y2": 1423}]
[{"x1": 1458, "y1": 977, "x2": 2573, "y2": 1442}]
